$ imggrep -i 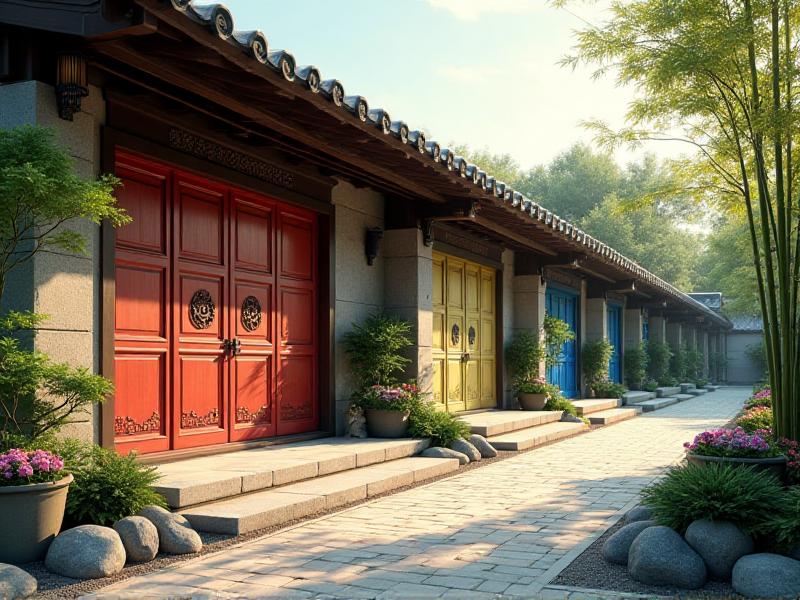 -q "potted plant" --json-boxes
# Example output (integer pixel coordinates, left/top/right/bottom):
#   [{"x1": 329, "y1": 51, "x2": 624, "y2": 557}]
[
  {"x1": 684, "y1": 427, "x2": 786, "y2": 480},
  {"x1": 355, "y1": 383, "x2": 421, "y2": 438},
  {"x1": 517, "y1": 376, "x2": 553, "y2": 411},
  {"x1": 581, "y1": 339, "x2": 614, "y2": 397},
  {"x1": 0, "y1": 448, "x2": 72, "y2": 563}
]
